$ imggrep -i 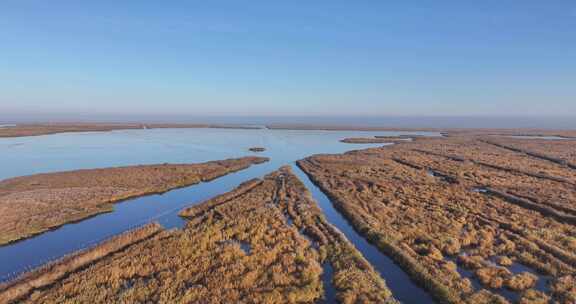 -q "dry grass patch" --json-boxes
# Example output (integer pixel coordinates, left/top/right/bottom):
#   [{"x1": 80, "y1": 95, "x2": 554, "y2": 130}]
[
  {"x1": 2, "y1": 166, "x2": 397, "y2": 303},
  {"x1": 0, "y1": 156, "x2": 268, "y2": 245},
  {"x1": 298, "y1": 135, "x2": 576, "y2": 303}
]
